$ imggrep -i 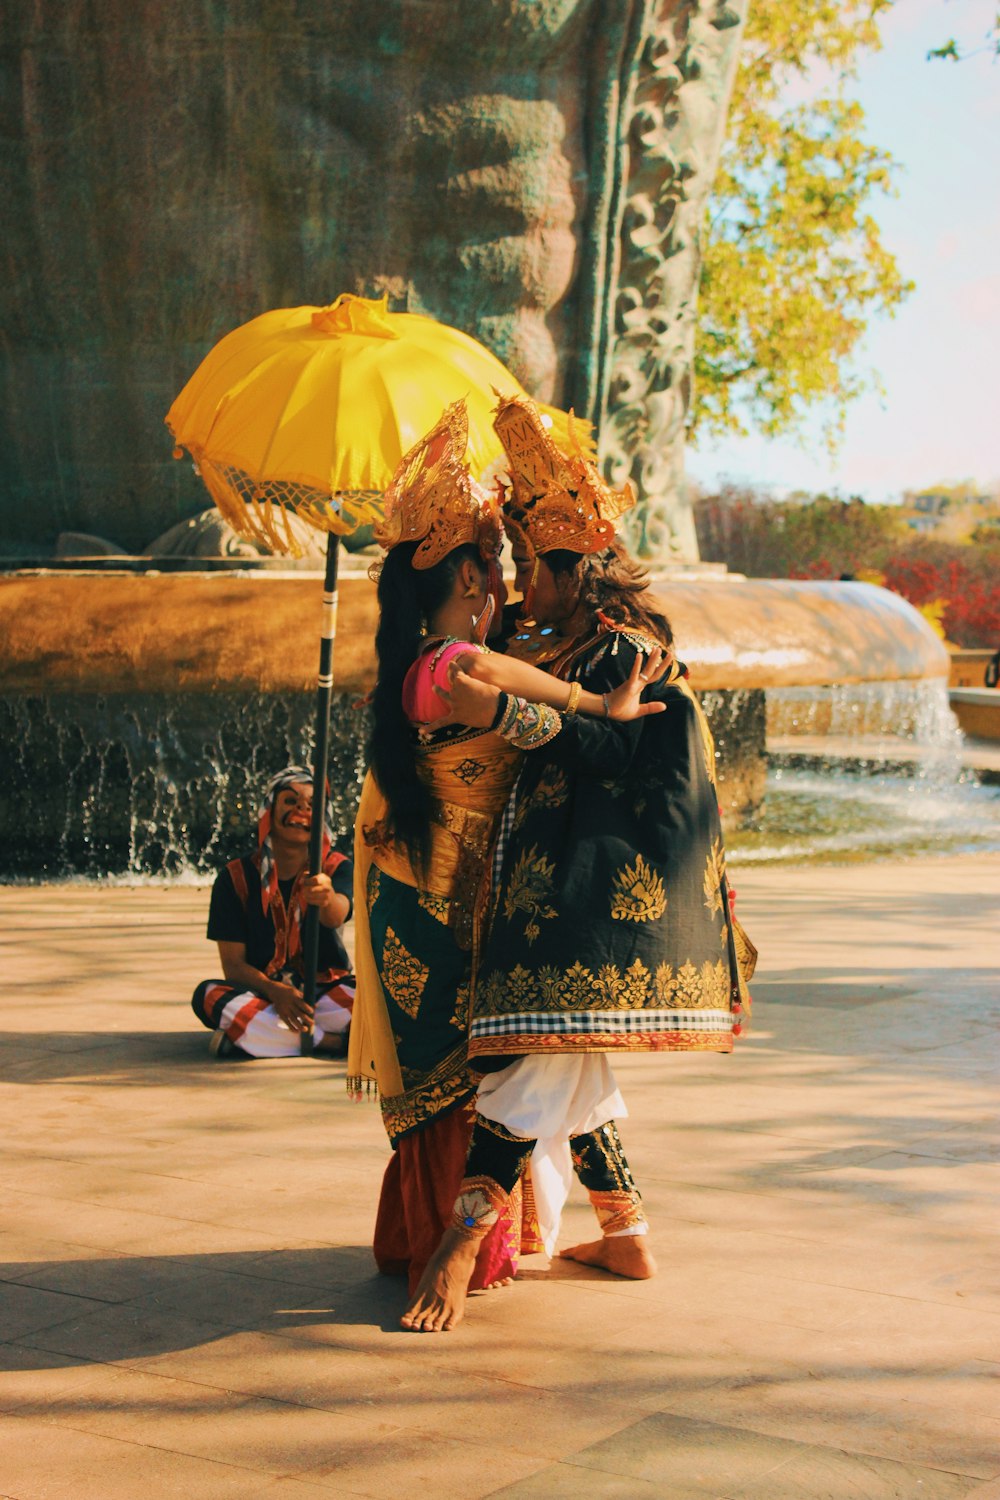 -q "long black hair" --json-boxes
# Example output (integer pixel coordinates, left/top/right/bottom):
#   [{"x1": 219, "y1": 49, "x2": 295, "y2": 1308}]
[
  {"x1": 367, "y1": 541, "x2": 485, "y2": 871},
  {"x1": 545, "y1": 540, "x2": 673, "y2": 647}
]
